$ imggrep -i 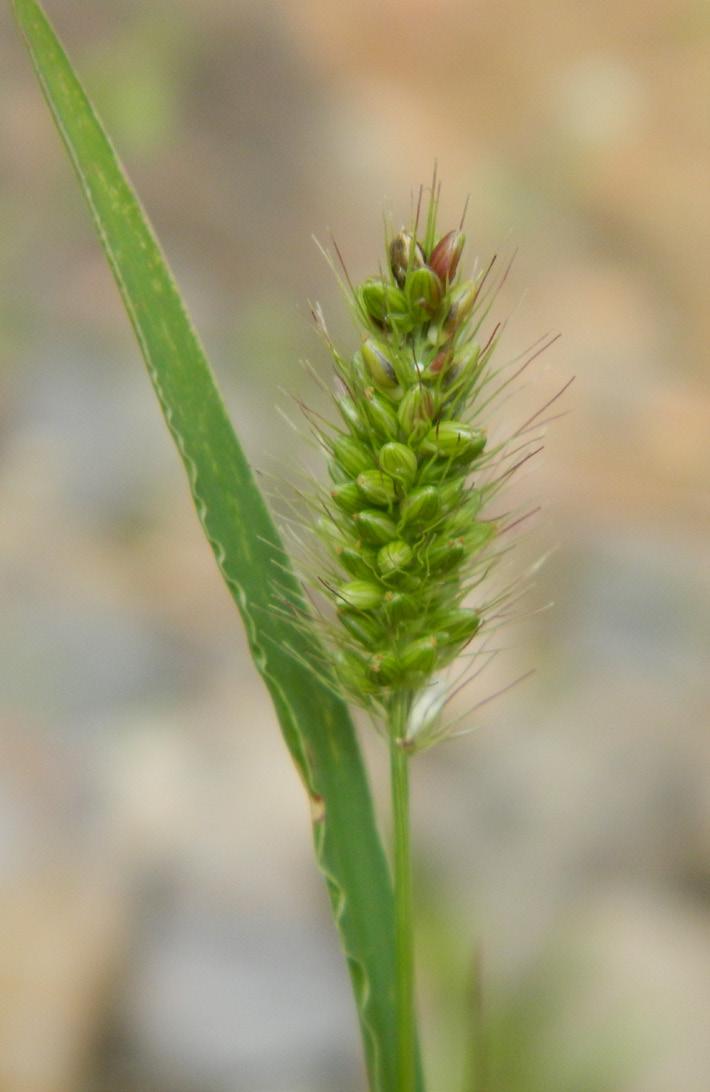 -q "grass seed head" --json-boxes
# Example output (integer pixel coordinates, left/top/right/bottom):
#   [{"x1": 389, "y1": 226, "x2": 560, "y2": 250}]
[{"x1": 302, "y1": 184, "x2": 554, "y2": 747}]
